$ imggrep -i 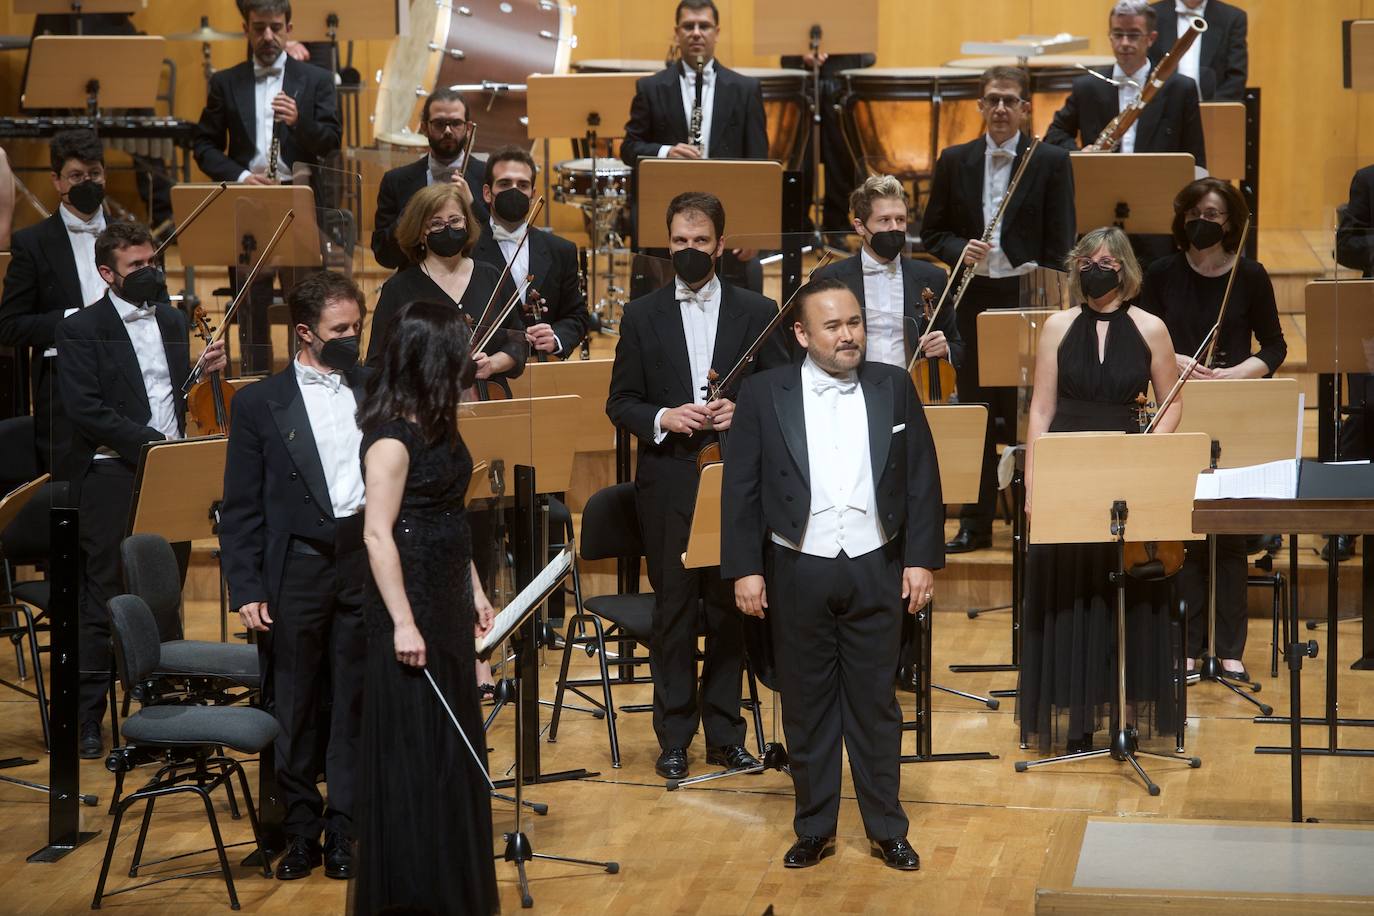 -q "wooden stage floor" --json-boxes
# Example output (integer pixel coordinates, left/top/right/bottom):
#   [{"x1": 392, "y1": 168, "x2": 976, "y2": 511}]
[{"x1": 0, "y1": 604, "x2": 1370, "y2": 914}]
